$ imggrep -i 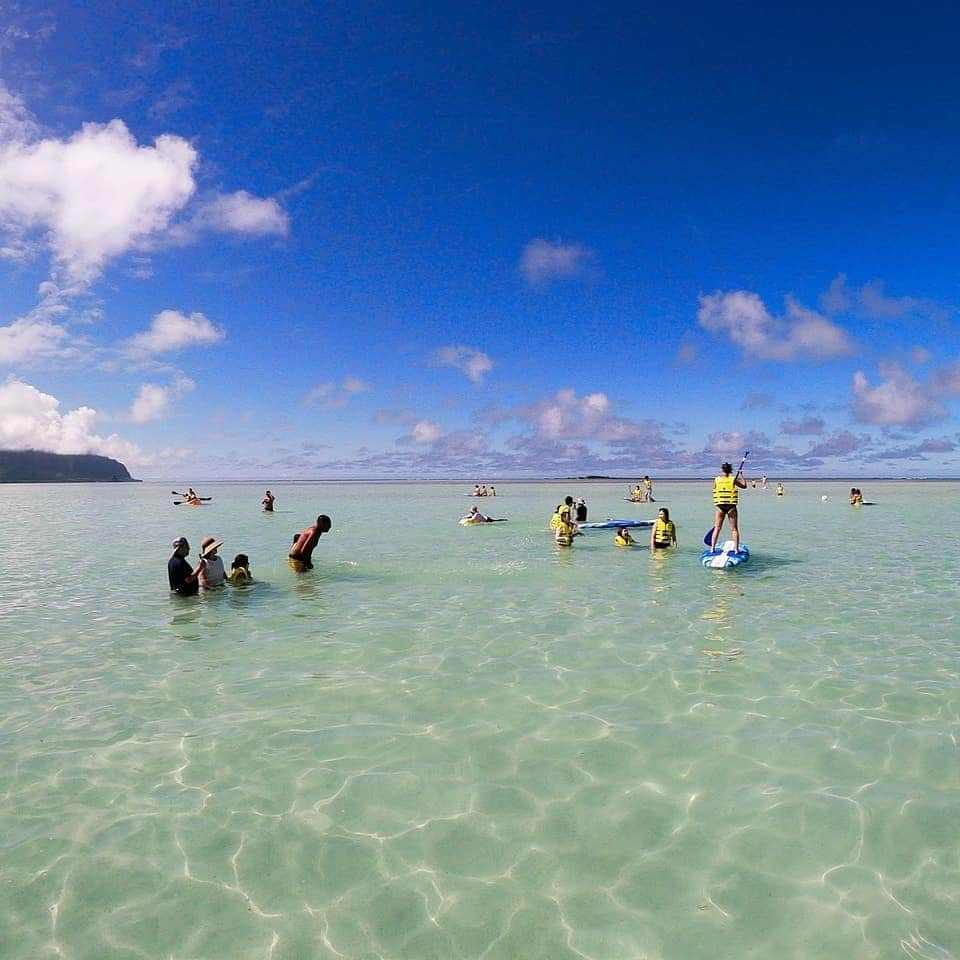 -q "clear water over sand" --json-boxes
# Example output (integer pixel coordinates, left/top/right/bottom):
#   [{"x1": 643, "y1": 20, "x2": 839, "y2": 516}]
[{"x1": 2, "y1": 479, "x2": 958, "y2": 959}]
